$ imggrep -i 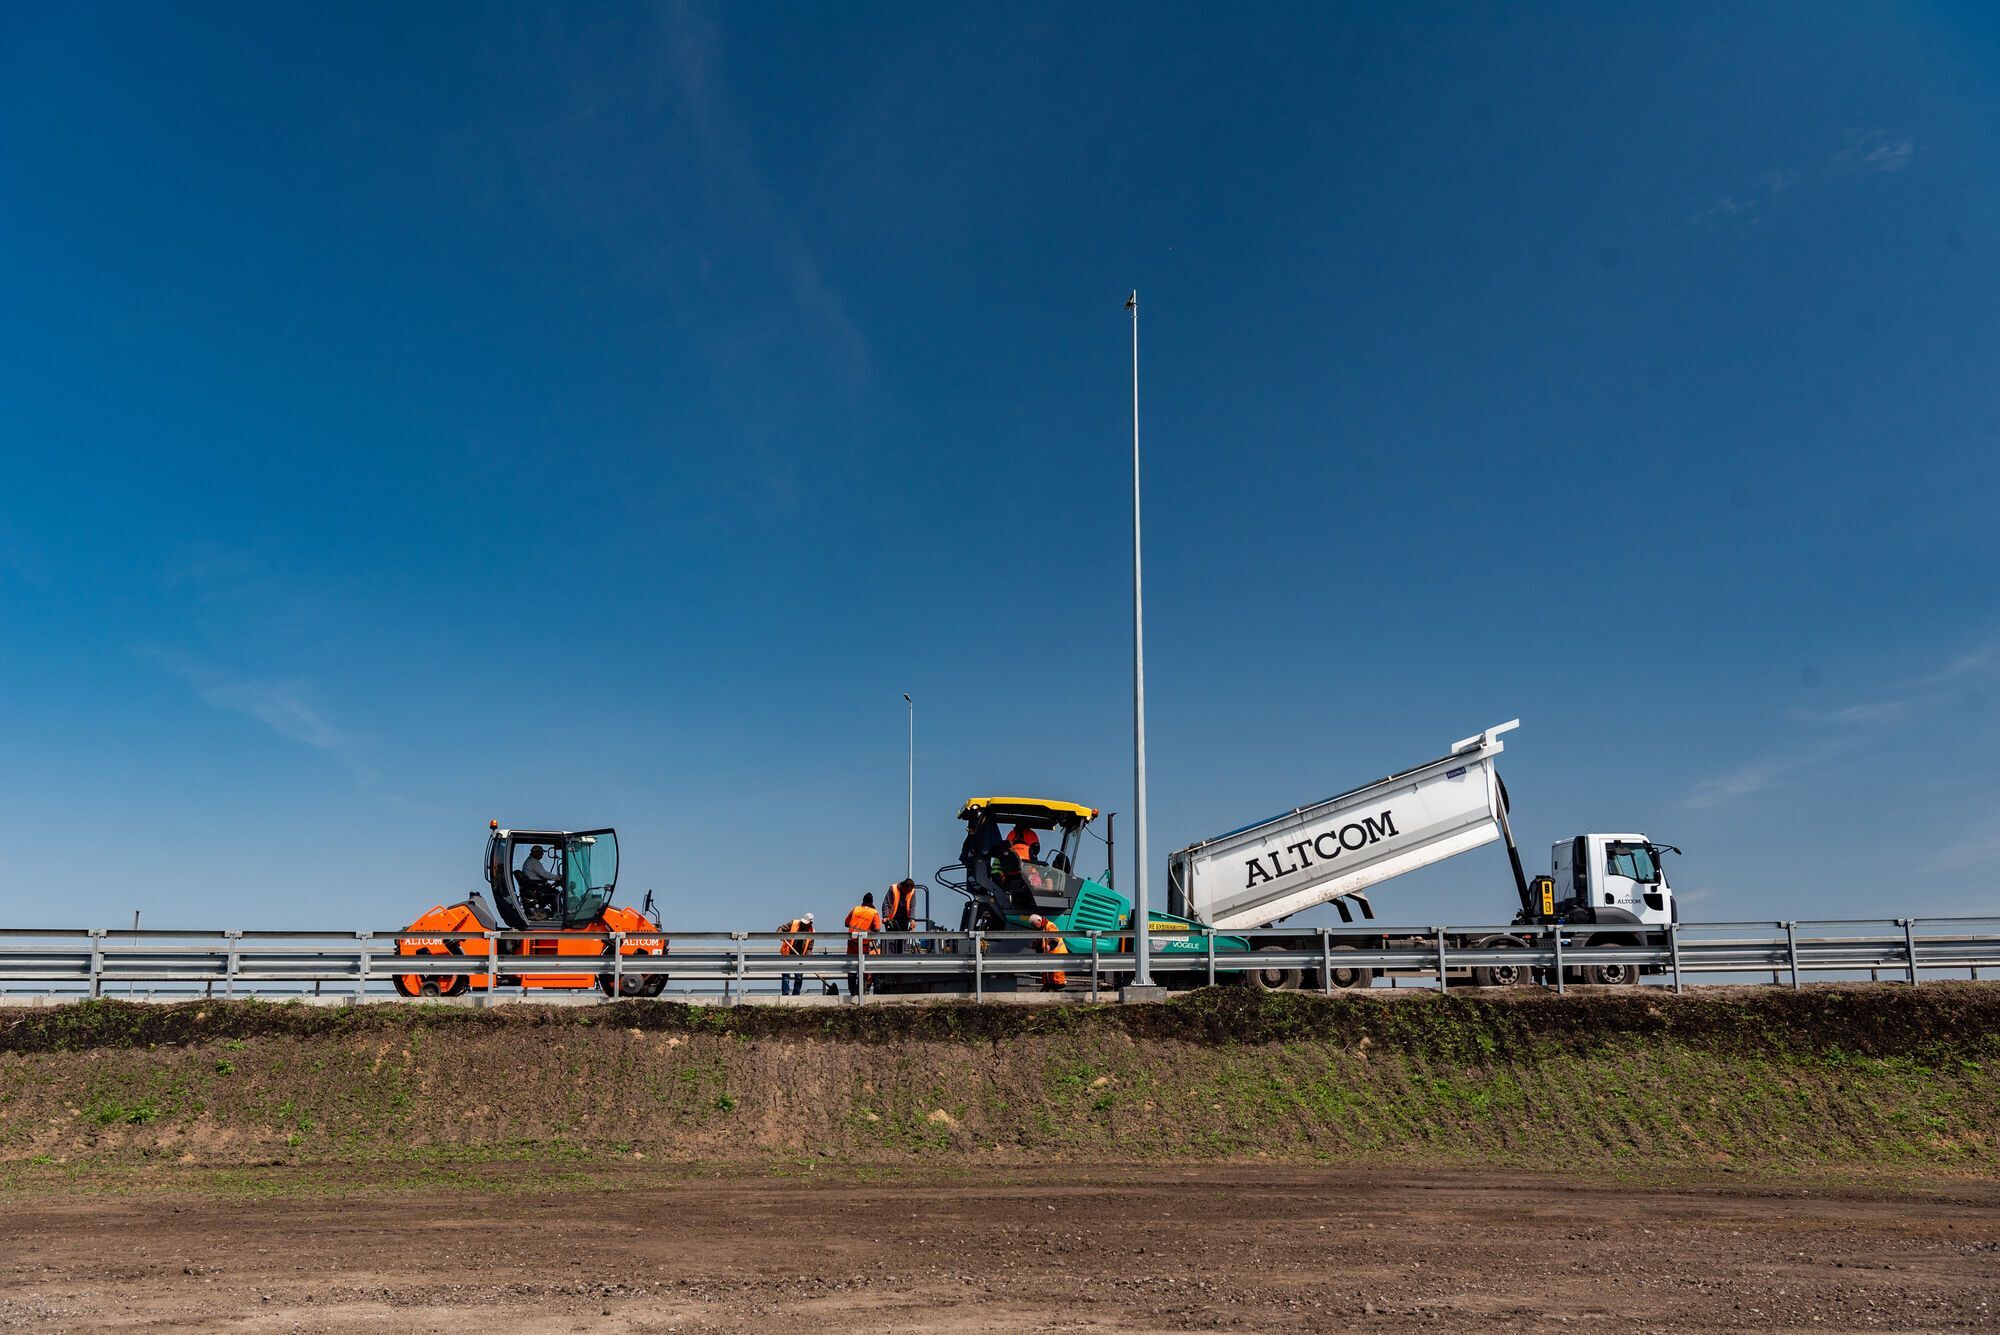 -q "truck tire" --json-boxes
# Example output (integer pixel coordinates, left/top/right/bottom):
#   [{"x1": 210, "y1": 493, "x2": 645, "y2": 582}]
[
  {"x1": 1583, "y1": 940, "x2": 1639, "y2": 986},
  {"x1": 1239, "y1": 944, "x2": 1300, "y2": 992},
  {"x1": 1321, "y1": 943, "x2": 1370, "y2": 990},
  {"x1": 1470, "y1": 936, "x2": 1532, "y2": 988}
]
